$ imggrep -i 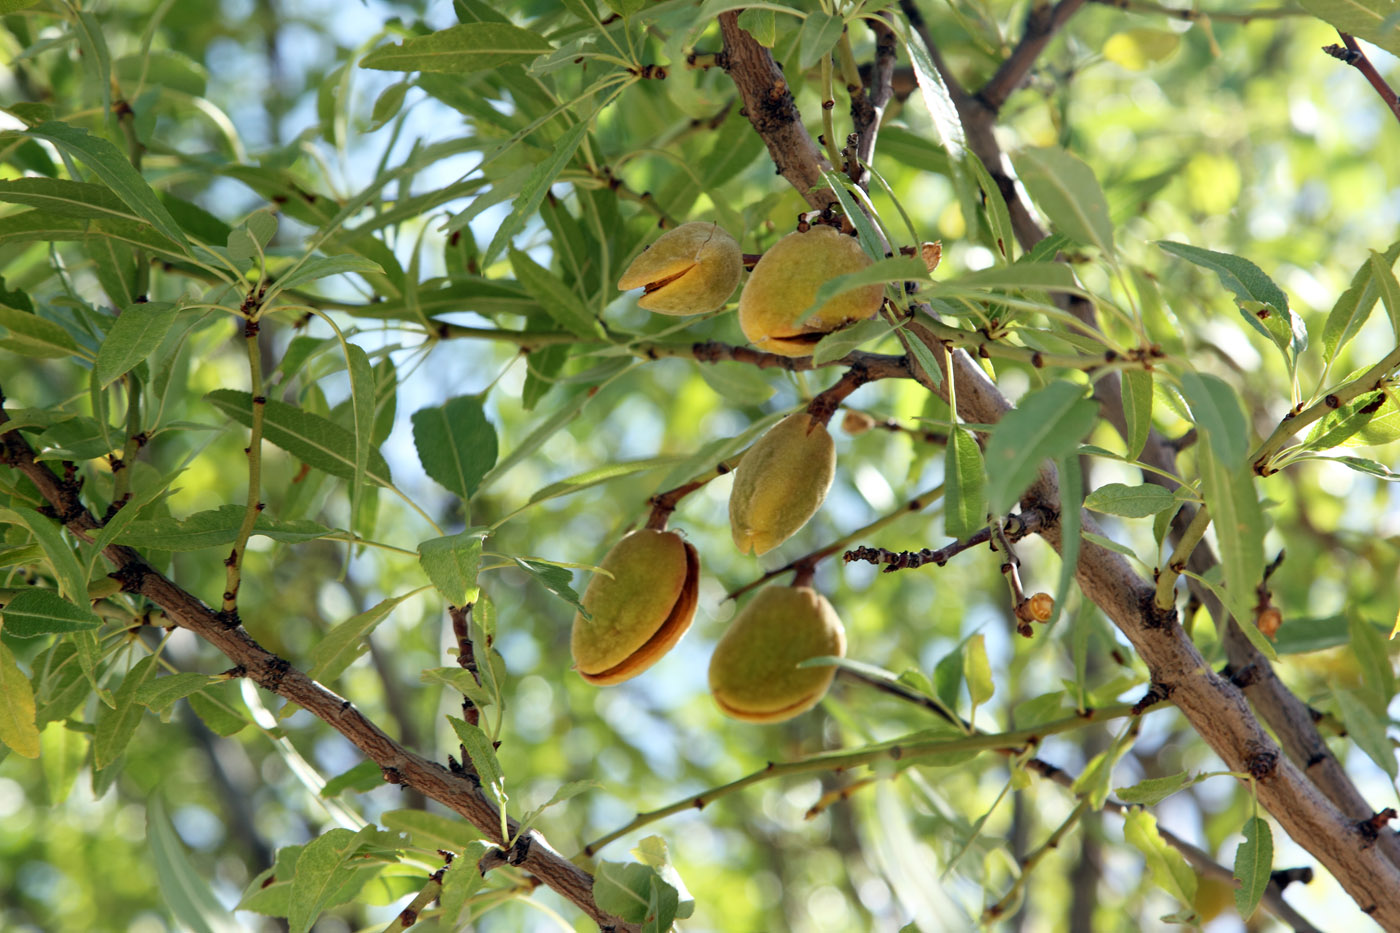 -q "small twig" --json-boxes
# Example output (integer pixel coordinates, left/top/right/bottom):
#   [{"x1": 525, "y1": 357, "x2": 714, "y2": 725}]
[
  {"x1": 984, "y1": 797, "x2": 1091, "y2": 920},
  {"x1": 648, "y1": 454, "x2": 743, "y2": 526},
  {"x1": 383, "y1": 872, "x2": 445, "y2": 932},
  {"x1": 977, "y1": 0, "x2": 1088, "y2": 114},
  {"x1": 1325, "y1": 32, "x2": 1400, "y2": 127},
  {"x1": 726, "y1": 482, "x2": 943, "y2": 601},
  {"x1": 844, "y1": 504, "x2": 1050, "y2": 572}
]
